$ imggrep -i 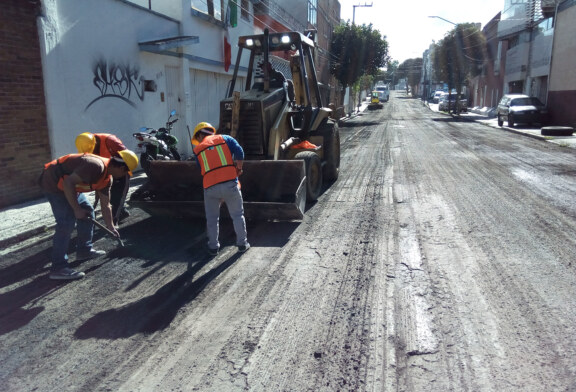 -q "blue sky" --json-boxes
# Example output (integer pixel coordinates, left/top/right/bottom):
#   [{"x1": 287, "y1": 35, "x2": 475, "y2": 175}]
[{"x1": 338, "y1": 0, "x2": 505, "y2": 63}]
